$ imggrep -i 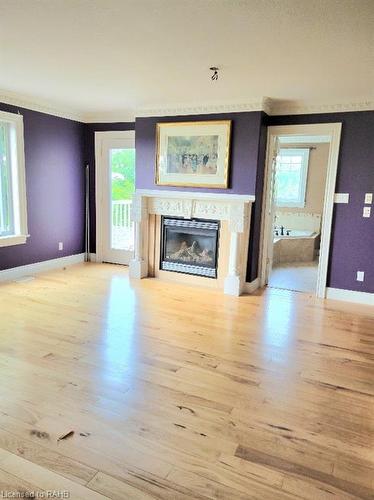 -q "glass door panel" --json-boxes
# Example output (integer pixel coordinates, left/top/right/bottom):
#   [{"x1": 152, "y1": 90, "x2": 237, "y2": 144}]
[{"x1": 110, "y1": 148, "x2": 135, "y2": 252}]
